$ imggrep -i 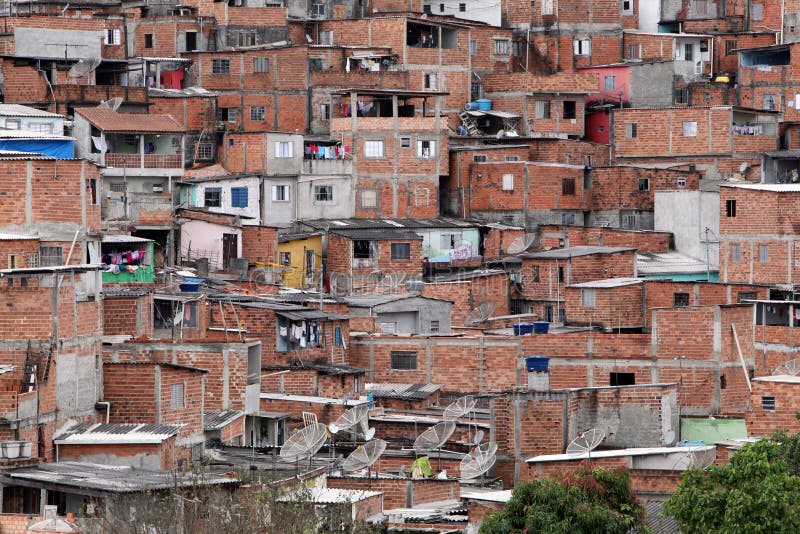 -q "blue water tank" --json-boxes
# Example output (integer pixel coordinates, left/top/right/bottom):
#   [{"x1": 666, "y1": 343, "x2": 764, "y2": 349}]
[
  {"x1": 476, "y1": 98, "x2": 492, "y2": 111},
  {"x1": 513, "y1": 322, "x2": 534, "y2": 336},
  {"x1": 465, "y1": 102, "x2": 480, "y2": 111},
  {"x1": 526, "y1": 356, "x2": 550, "y2": 372},
  {"x1": 533, "y1": 321, "x2": 550, "y2": 334}
]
